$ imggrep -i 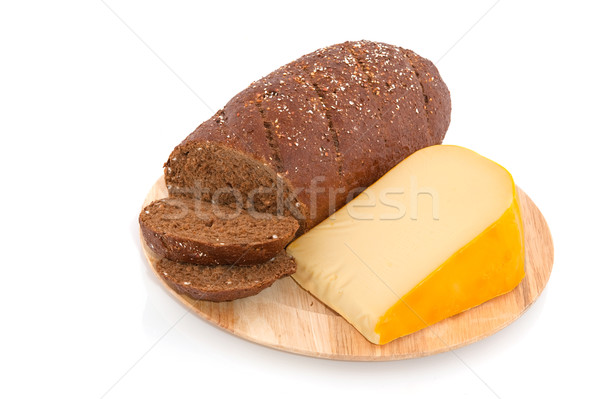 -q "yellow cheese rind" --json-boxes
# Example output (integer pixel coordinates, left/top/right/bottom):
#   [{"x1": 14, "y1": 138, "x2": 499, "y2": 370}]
[
  {"x1": 375, "y1": 195, "x2": 525, "y2": 344},
  {"x1": 287, "y1": 145, "x2": 525, "y2": 345}
]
